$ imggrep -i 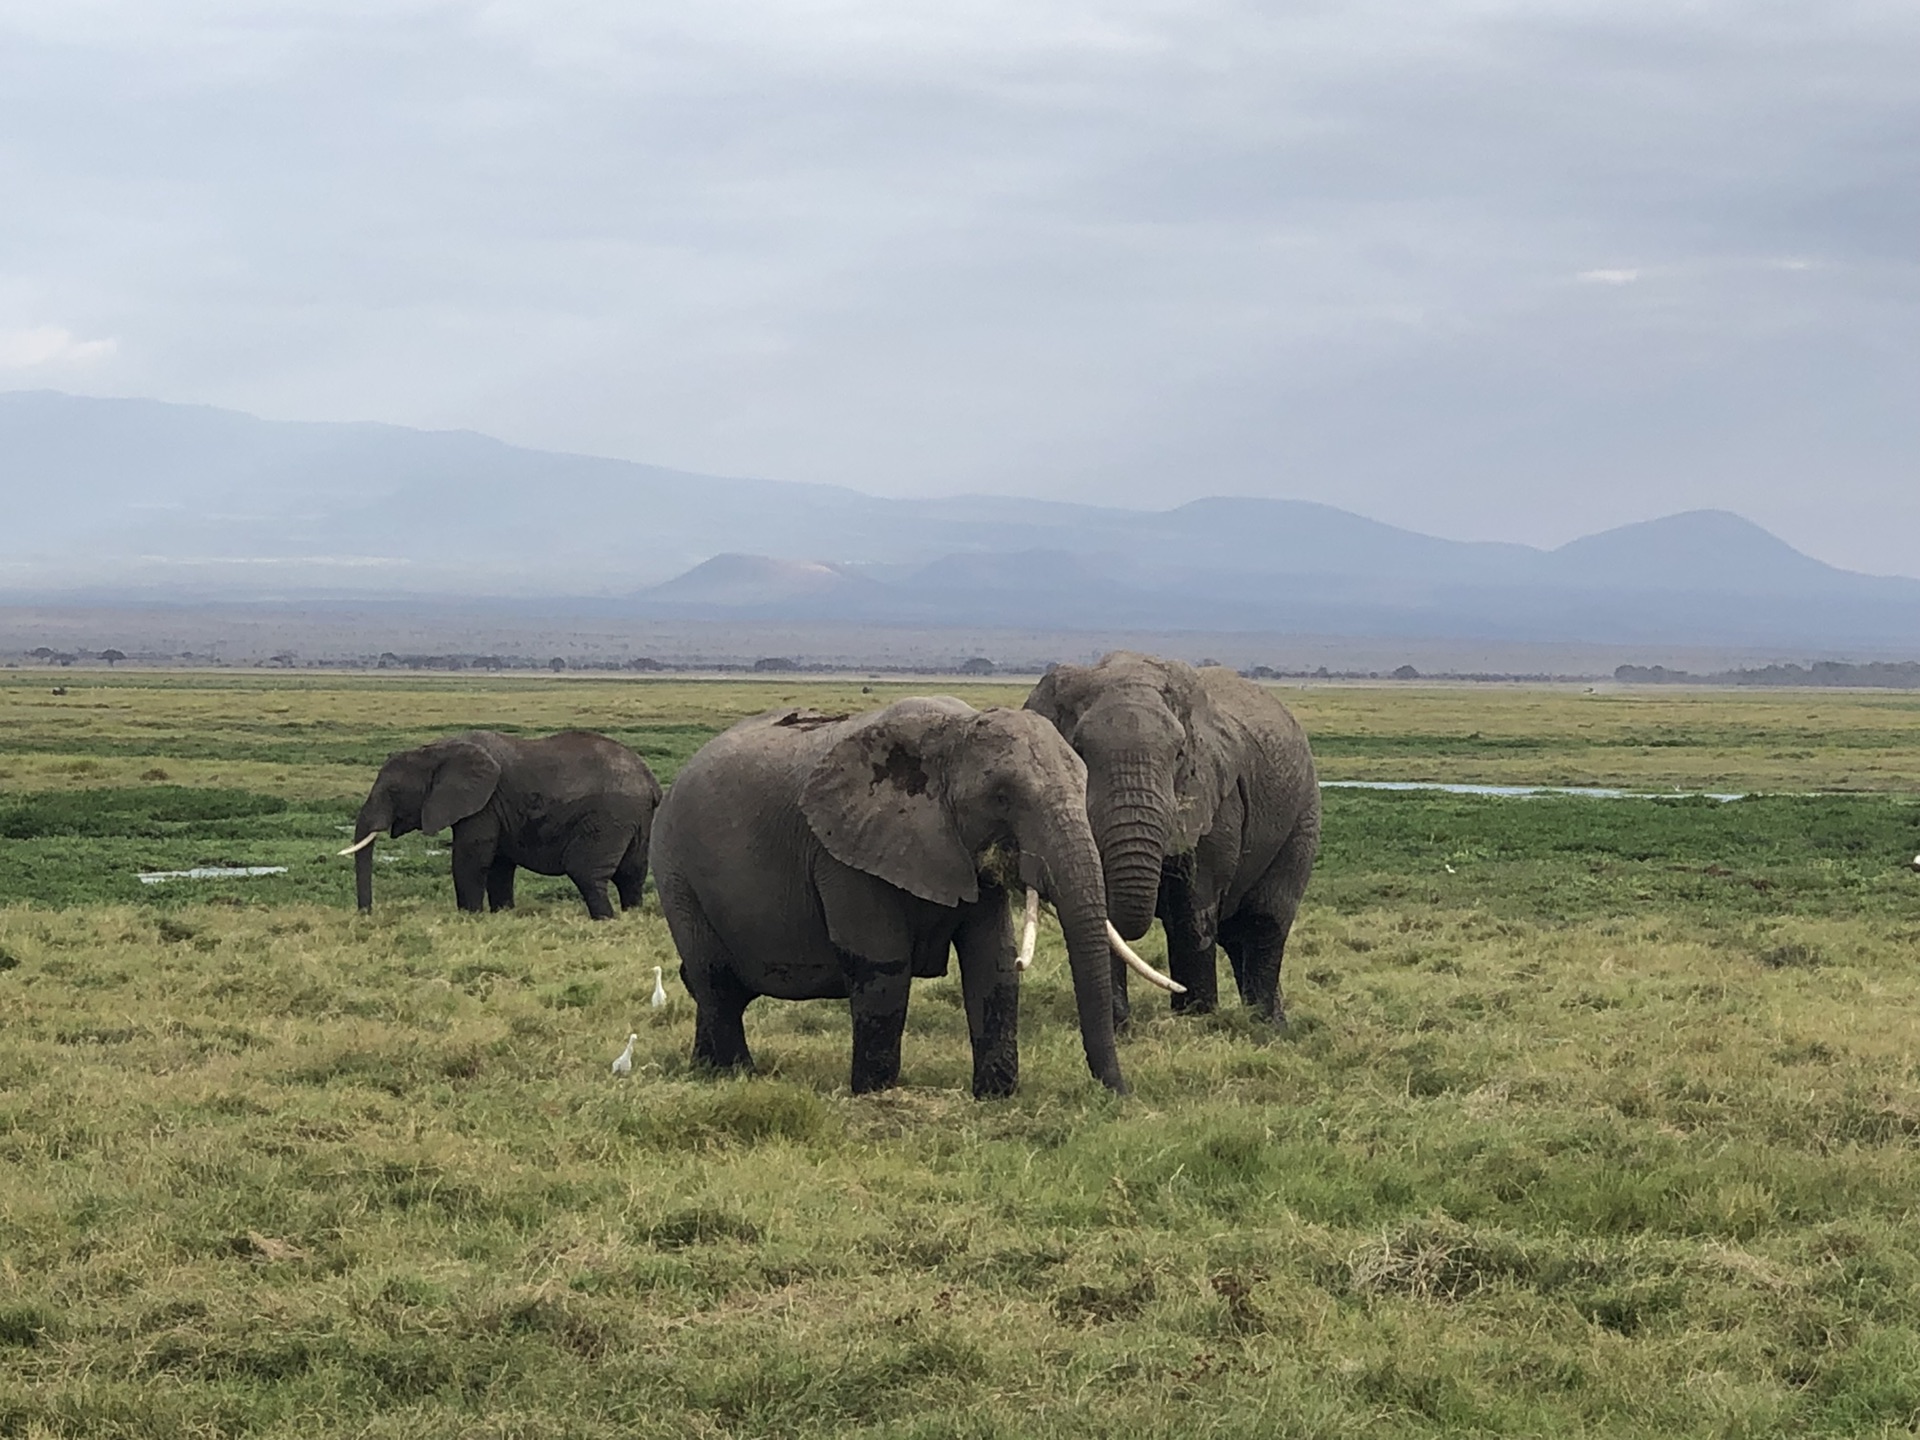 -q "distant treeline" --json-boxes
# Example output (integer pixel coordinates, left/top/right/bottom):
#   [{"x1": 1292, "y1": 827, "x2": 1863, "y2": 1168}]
[
  {"x1": 1615, "y1": 661, "x2": 1920, "y2": 689},
  {"x1": 352, "y1": 654, "x2": 1007, "y2": 675},
  {"x1": 27, "y1": 647, "x2": 1915, "y2": 686},
  {"x1": 1243, "y1": 665, "x2": 1563, "y2": 683},
  {"x1": 5, "y1": 648, "x2": 1583, "y2": 681},
  {"x1": 2, "y1": 649, "x2": 1016, "y2": 675}
]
